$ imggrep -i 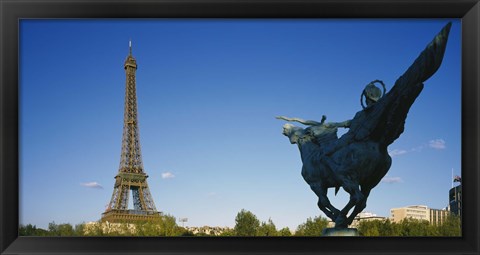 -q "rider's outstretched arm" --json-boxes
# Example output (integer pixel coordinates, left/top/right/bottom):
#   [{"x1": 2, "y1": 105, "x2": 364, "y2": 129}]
[
  {"x1": 276, "y1": 116, "x2": 324, "y2": 126},
  {"x1": 327, "y1": 120, "x2": 351, "y2": 129}
]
